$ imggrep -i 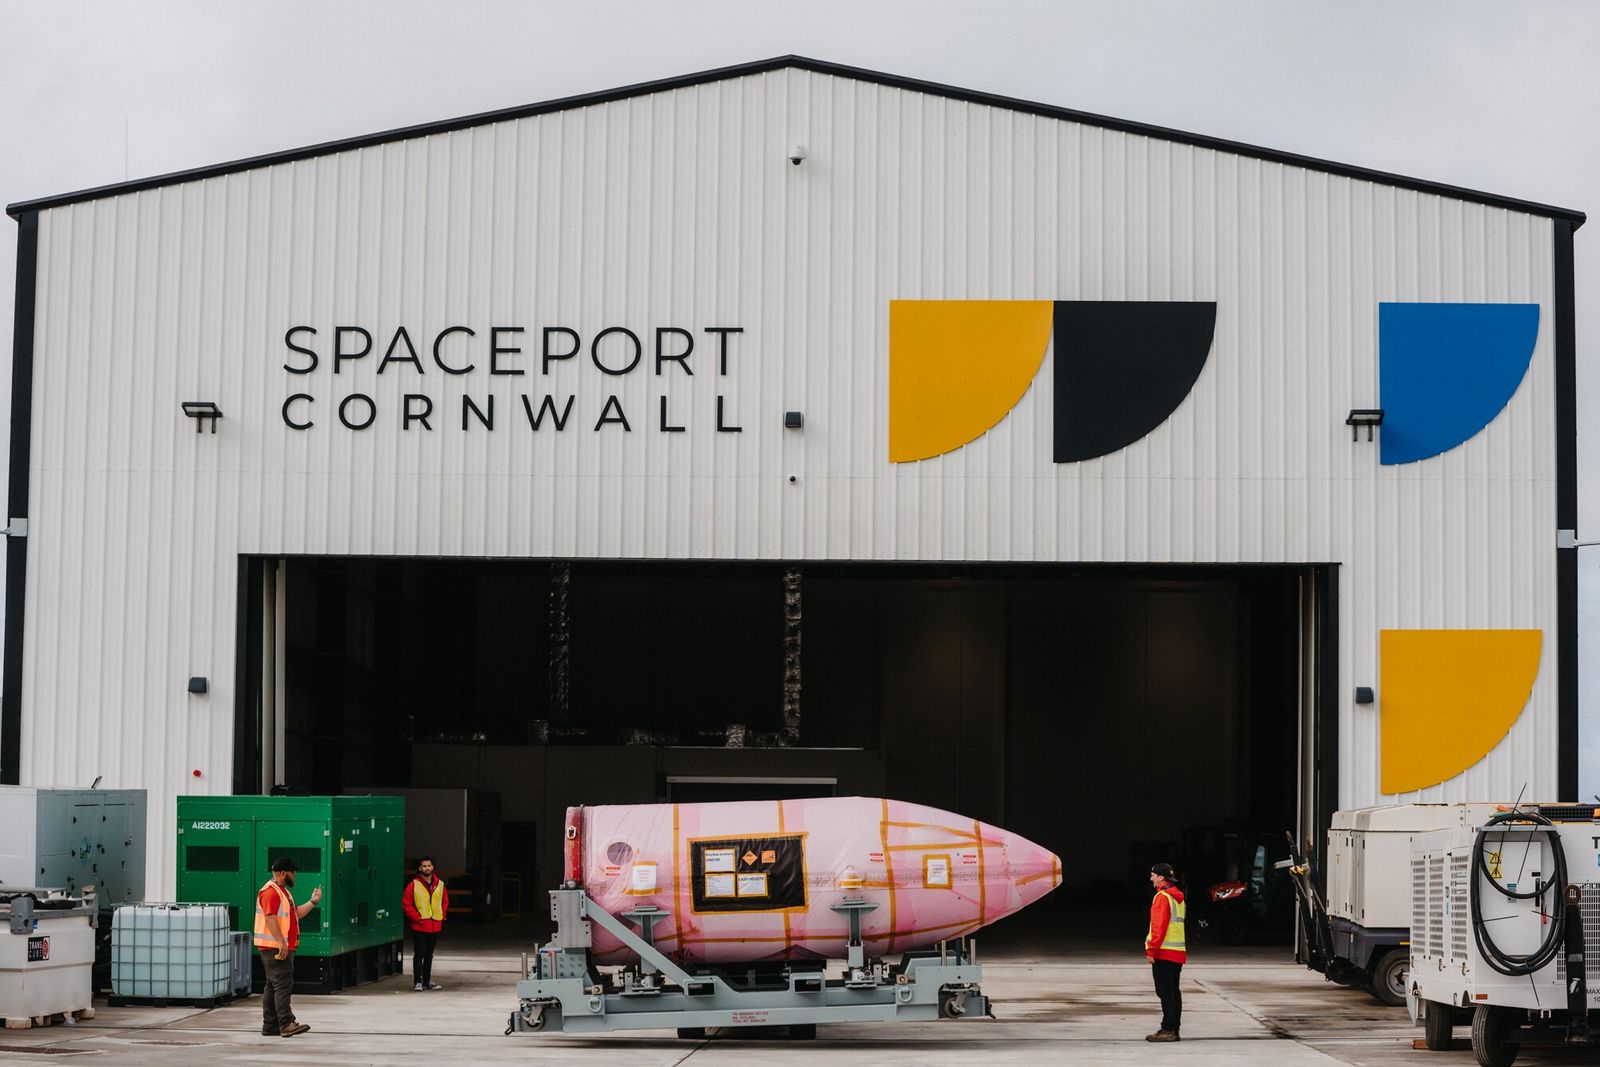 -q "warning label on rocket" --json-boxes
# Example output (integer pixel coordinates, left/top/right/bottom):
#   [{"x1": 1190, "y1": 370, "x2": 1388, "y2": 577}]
[
  {"x1": 691, "y1": 834, "x2": 806, "y2": 913},
  {"x1": 630, "y1": 863, "x2": 658, "y2": 893}
]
